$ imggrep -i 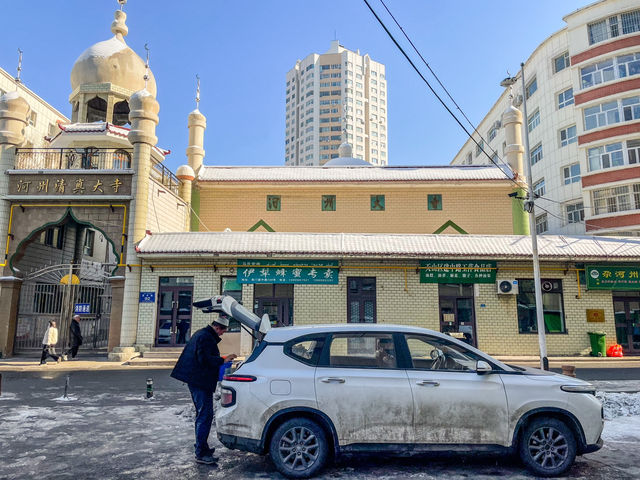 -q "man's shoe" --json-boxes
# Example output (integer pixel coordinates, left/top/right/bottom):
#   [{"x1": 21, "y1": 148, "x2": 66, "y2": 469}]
[
  {"x1": 39, "y1": 362, "x2": 46, "y2": 366},
  {"x1": 195, "y1": 454, "x2": 218, "y2": 465},
  {"x1": 62, "y1": 355, "x2": 68, "y2": 361}
]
